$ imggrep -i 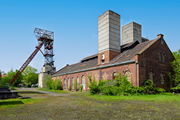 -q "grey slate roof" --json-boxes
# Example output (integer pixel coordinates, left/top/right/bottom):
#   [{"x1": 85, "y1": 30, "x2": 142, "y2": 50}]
[{"x1": 53, "y1": 38, "x2": 159, "y2": 77}]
